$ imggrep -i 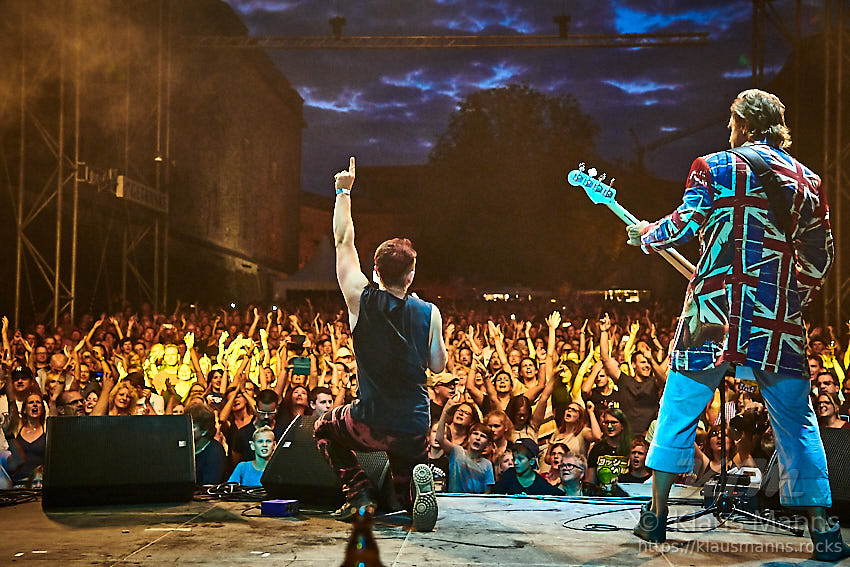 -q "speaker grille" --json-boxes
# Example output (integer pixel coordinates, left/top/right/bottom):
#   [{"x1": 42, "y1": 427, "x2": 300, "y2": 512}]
[
  {"x1": 761, "y1": 427, "x2": 850, "y2": 515},
  {"x1": 820, "y1": 427, "x2": 850, "y2": 503},
  {"x1": 261, "y1": 414, "x2": 389, "y2": 507},
  {"x1": 43, "y1": 415, "x2": 196, "y2": 508}
]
